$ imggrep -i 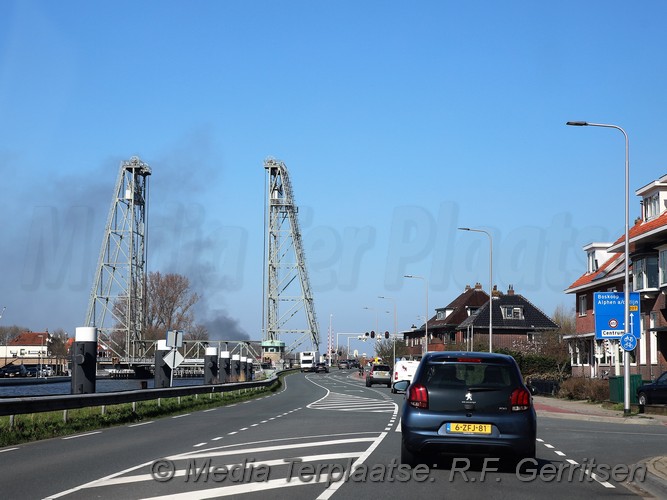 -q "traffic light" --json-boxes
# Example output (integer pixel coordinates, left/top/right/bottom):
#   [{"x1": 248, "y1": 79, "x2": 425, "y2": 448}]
[
  {"x1": 370, "y1": 331, "x2": 375, "y2": 338},
  {"x1": 365, "y1": 332, "x2": 369, "y2": 337},
  {"x1": 384, "y1": 331, "x2": 389, "y2": 339}
]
